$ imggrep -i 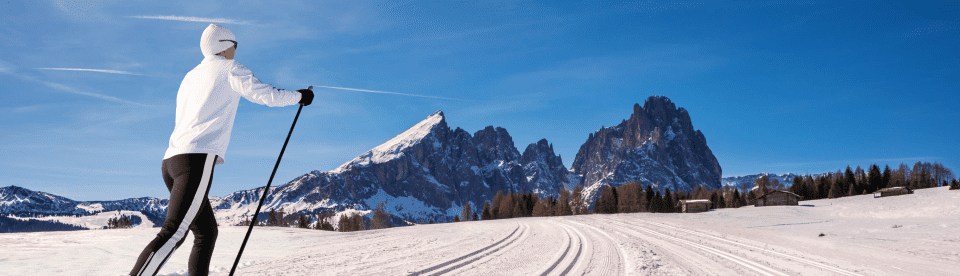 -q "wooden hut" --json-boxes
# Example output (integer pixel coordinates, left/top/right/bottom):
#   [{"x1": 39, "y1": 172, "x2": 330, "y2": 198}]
[
  {"x1": 874, "y1": 187, "x2": 912, "y2": 198},
  {"x1": 755, "y1": 190, "x2": 800, "y2": 207},
  {"x1": 677, "y1": 199, "x2": 712, "y2": 213}
]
